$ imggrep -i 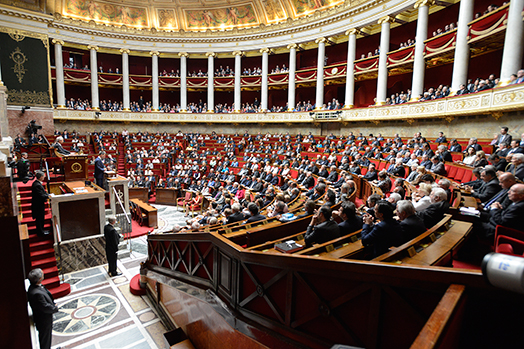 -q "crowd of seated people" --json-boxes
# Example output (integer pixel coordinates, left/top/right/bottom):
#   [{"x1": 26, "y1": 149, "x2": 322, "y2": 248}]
[
  {"x1": 159, "y1": 69, "x2": 181, "y2": 77},
  {"x1": 37, "y1": 126, "x2": 524, "y2": 257}
]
